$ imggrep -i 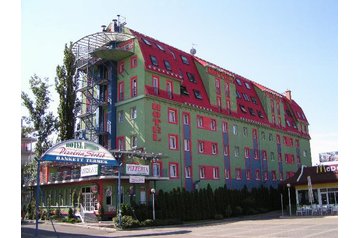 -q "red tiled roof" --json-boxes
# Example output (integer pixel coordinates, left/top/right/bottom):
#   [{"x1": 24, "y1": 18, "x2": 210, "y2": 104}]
[{"x1": 129, "y1": 28, "x2": 309, "y2": 133}]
